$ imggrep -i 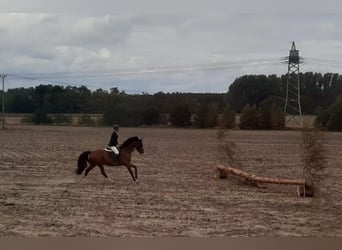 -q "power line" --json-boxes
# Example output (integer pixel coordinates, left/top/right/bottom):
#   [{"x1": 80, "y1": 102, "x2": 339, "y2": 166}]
[
  {"x1": 5, "y1": 55, "x2": 342, "y2": 80},
  {"x1": 305, "y1": 57, "x2": 342, "y2": 64},
  {"x1": 5, "y1": 57, "x2": 283, "y2": 94},
  {"x1": 7, "y1": 75, "x2": 97, "y2": 88},
  {"x1": 303, "y1": 61, "x2": 342, "y2": 69},
  {"x1": 6, "y1": 57, "x2": 283, "y2": 79},
  {"x1": 7, "y1": 74, "x2": 148, "y2": 94},
  {"x1": 4, "y1": 55, "x2": 342, "y2": 95}
]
